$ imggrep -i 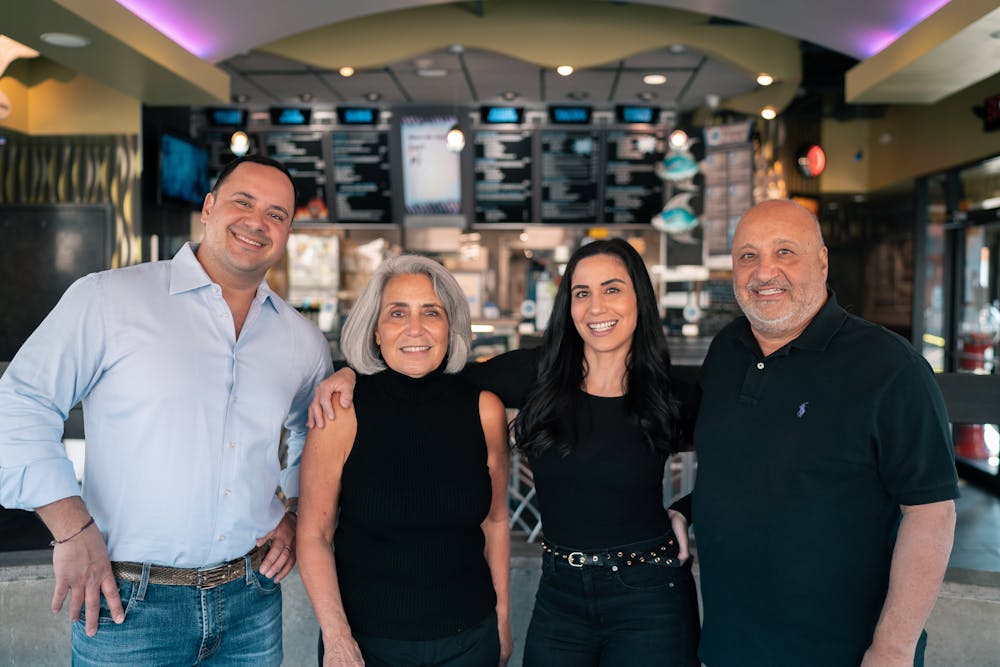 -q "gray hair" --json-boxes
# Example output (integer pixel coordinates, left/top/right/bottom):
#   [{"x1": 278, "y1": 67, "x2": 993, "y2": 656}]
[{"x1": 340, "y1": 254, "x2": 471, "y2": 375}]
